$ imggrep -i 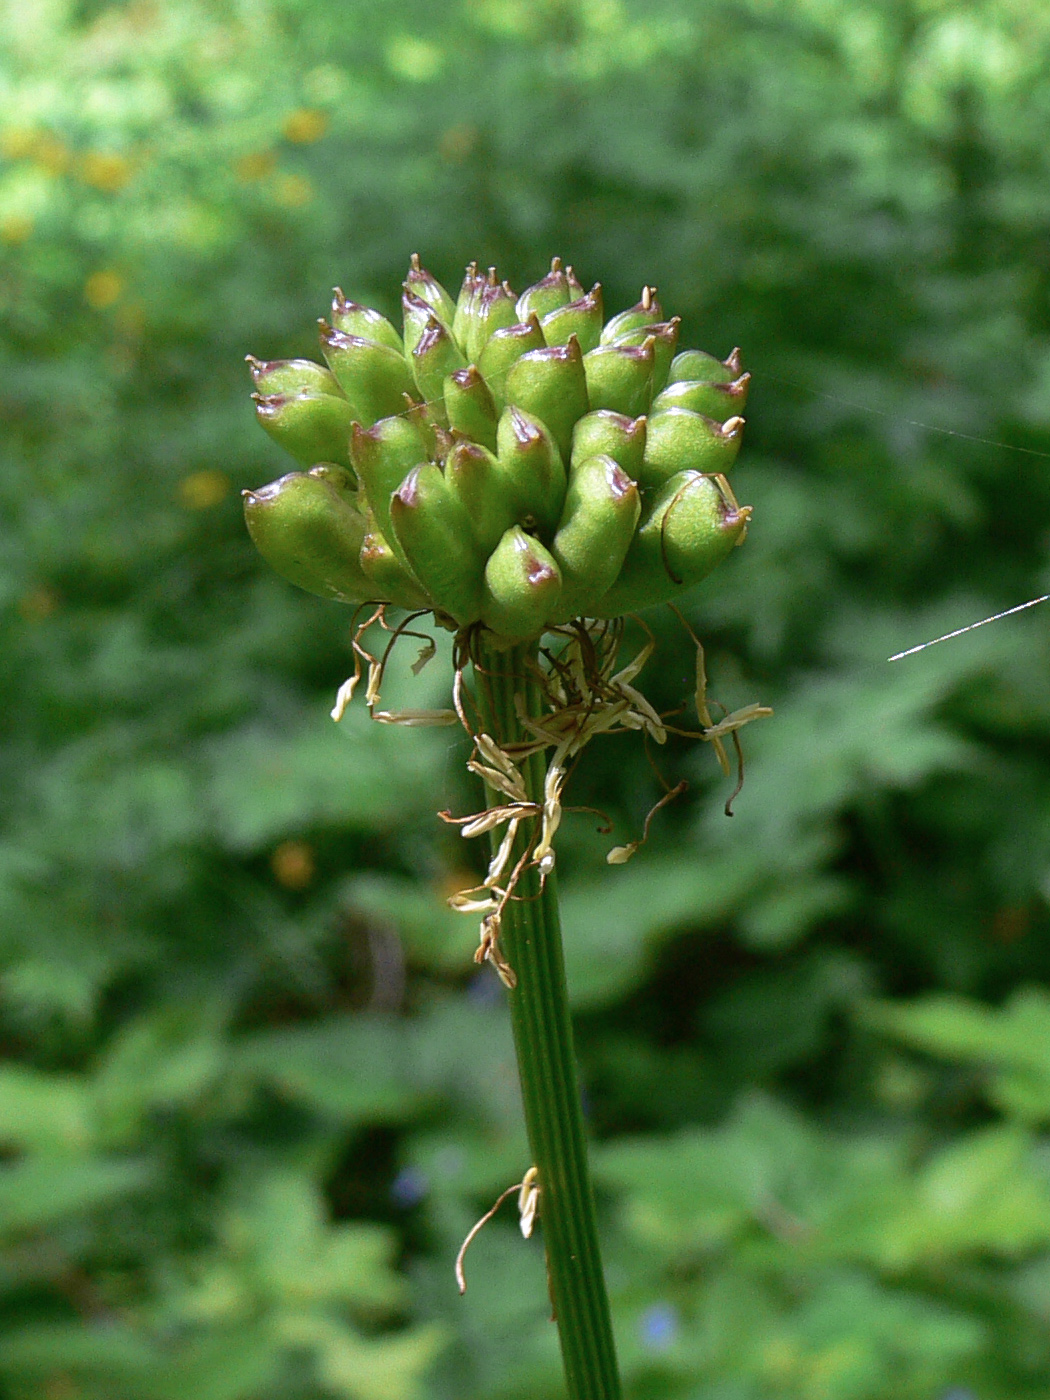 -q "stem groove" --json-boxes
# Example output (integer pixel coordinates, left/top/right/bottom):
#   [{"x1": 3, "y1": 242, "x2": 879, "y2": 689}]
[{"x1": 473, "y1": 638, "x2": 622, "y2": 1400}]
